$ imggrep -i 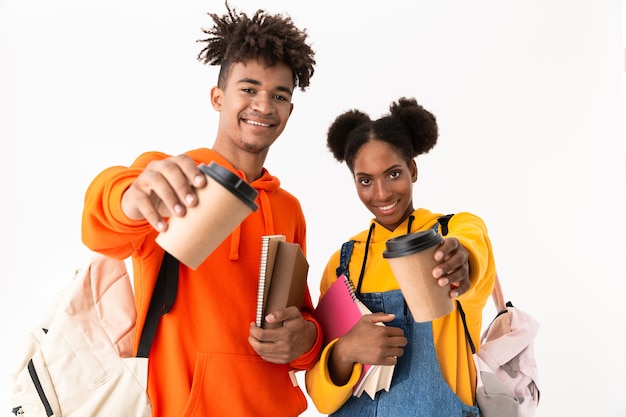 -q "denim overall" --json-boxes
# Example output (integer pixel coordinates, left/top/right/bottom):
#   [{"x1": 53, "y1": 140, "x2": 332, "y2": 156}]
[
  {"x1": 331, "y1": 216, "x2": 481, "y2": 417},
  {"x1": 330, "y1": 289, "x2": 481, "y2": 417}
]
